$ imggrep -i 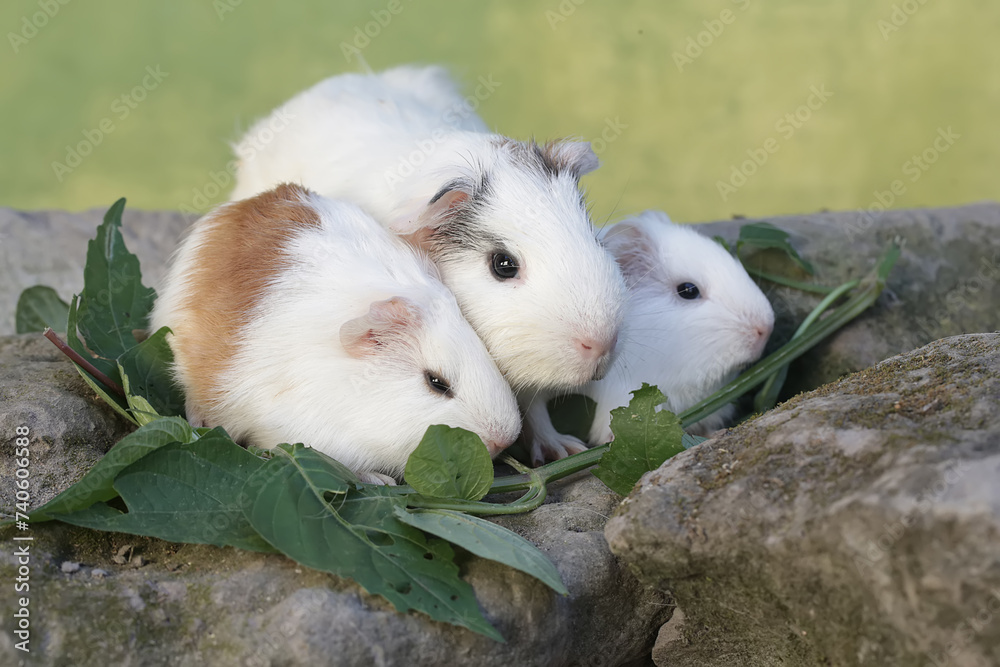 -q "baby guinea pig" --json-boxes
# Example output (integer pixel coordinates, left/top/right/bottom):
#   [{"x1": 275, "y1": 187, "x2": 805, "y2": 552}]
[
  {"x1": 228, "y1": 65, "x2": 627, "y2": 461},
  {"x1": 149, "y1": 183, "x2": 521, "y2": 484},
  {"x1": 523, "y1": 210, "x2": 775, "y2": 461}
]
